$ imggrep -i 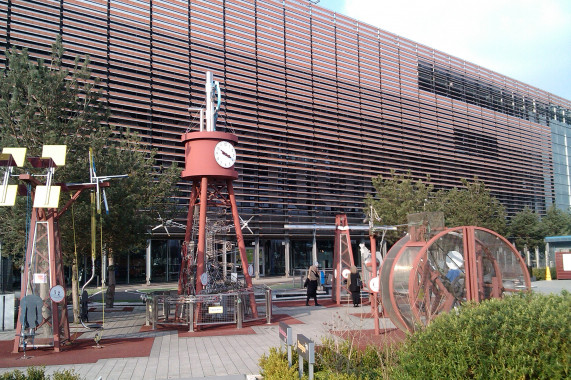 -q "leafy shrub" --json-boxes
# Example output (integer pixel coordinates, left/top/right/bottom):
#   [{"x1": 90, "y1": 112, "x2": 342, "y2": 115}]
[
  {"x1": 258, "y1": 347, "x2": 298, "y2": 380},
  {"x1": 532, "y1": 267, "x2": 557, "y2": 280},
  {"x1": 0, "y1": 369, "x2": 25, "y2": 380},
  {"x1": 315, "y1": 338, "x2": 393, "y2": 379},
  {"x1": 51, "y1": 370, "x2": 82, "y2": 380},
  {"x1": 258, "y1": 339, "x2": 395, "y2": 380},
  {"x1": 392, "y1": 291, "x2": 571, "y2": 379},
  {"x1": 0, "y1": 368, "x2": 82, "y2": 380}
]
